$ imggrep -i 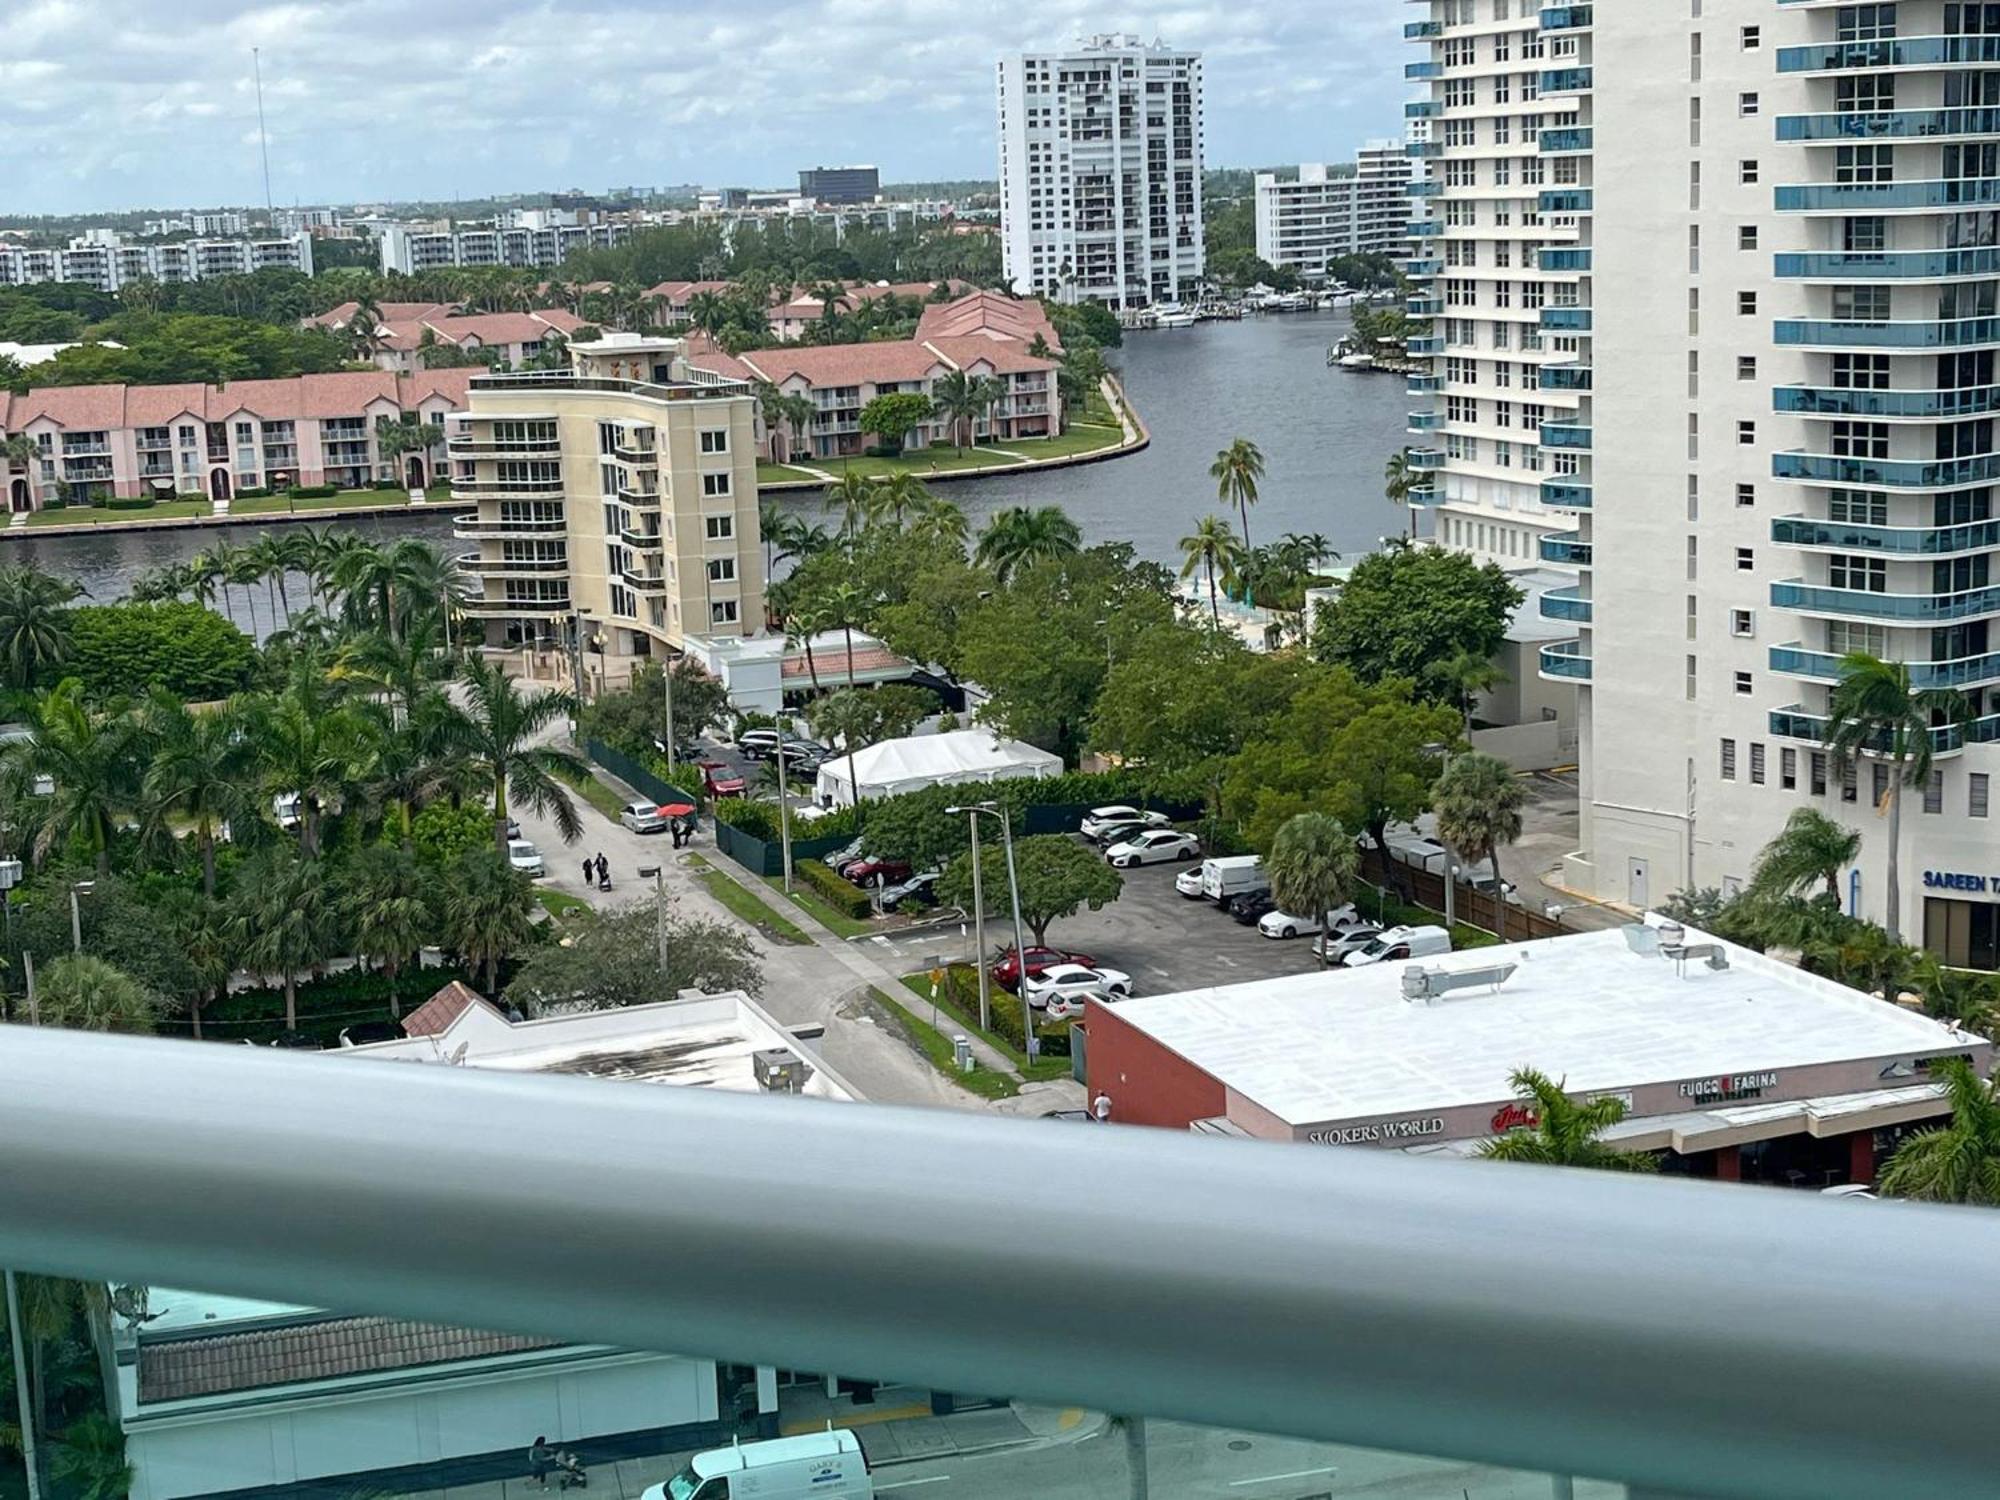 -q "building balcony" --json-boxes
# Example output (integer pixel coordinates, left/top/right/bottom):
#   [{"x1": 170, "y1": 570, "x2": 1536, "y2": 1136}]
[
  {"x1": 62, "y1": 461, "x2": 113, "y2": 481},
  {"x1": 449, "y1": 479, "x2": 568, "y2": 500},
  {"x1": 1406, "y1": 373, "x2": 1441, "y2": 394},
  {"x1": 1771, "y1": 702, "x2": 2000, "y2": 754},
  {"x1": 1540, "y1": 530, "x2": 1592, "y2": 566},
  {"x1": 1540, "y1": 364, "x2": 1592, "y2": 391},
  {"x1": 1408, "y1": 411, "x2": 1442, "y2": 432},
  {"x1": 1539, "y1": 306, "x2": 1592, "y2": 332},
  {"x1": 620, "y1": 525, "x2": 665, "y2": 550},
  {"x1": 1774, "y1": 384, "x2": 2000, "y2": 420},
  {"x1": 1777, "y1": 106, "x2": 2000, "y2": 143},
  {"x1": 1774, "y1": 247, "x2": 2000, "y2": 281},
  {"x1": 1538, "y1": 67, "x2": 1593, "y2": 94},
  {"x1": 134, "y1": 439, "x2": 173, "y2": 454},
  {"x1": 1405, "y1": 60, "x2": 1442, "y2": 80},
  {"x1": 138, "y1": 462, "x2": 175, "y2": 480},
  {"x1": 1775, "y1": 179, "x2": 2000, "y2": 213},
  {"x1": 1407, "y1": 296, "x2": 1443, "y2": 317},
  {"x1": 1537, "y1": 247, "x2": 1592, "y2": 273},
  {"x1": 446, "y1": 436, "x2": 563, "y2": 458},
  {"x1": 1406, "y1": 221, "x2": 1444, "y2": 238},
  {"x1": 1772, "y1": 513, "x2": 2000, "y2": 557},
  {"x1": 1407, "y1": 334, "x2": 1446, "y2": 355},
  {"x1": 453, "y1": 516, "x2": 568, "y2": 541},
  {"x1": 1404, "y1": 100, "x2": 1439, "y2": 119},
  {"x1": 1405, "y1": 141, "x2": 1442, "y2": 160},
  {"x1": 1772, "y1": 451, "x2": 2000, "y2": 490},
  {"x1": 1540, "y1": 585, "x2": 1593, "y2": 622},
  {"x1": 1538, "y1": 189, "x2": 1593, "y2": 214},
  {"x1": 1404, "y1": 18, "x2": 1441, "y2": 37},
  {"x1": 1538, "y1": 127, "x2": 1594, "y2": 154},
  {"x1": 1772, "y1": 577, "x2": 2000, "y2": 623},
  {"x1": 1541, "y1": 479, "x2": 1593, "y2": 508},
  {"x1": 616, "y1": 484, "x2": 662, "y2": 509},
  {"x1": 1773, "y1": 317, "x2": 2000, "y2": 350},
  {"x1": 613, "y1": 436, "x2": 657, "y2": 462},
  {"x1": 1402, "y1": 258, "x2": 1441, "y2": 277},
  {"x1": 461, "y1": 593, "x2": 572, "y2": 616},
  {"x1": 620, "y1": 568, "x2": 670, "y2": 594},
  {"x1": 1407, "y1": 449, "x2": 1445, "y2": 472},
  {"x1": 1776, "y1": 35, "x2": 2000, "y2": 73},
  {"x1": 459, "y1": 552, "x2": 570, "y2": 577},
  {"x1": 1540, "y1": 4, "x2": 1592, "y2": 29},
  {"x1": 1407, "y1": 180, "x2": 1443, "y2": 198},
  {"x1": 60, "y1": 442, "x2": 111, "y2": 458},
  {"x1": 1540, "y1": 422, "x2": 1592, "y2": 451},
  {"x1": 1406, "y1": 485, "x2": 1443, "y2": 507},
  {"x1": 1771, "y1": 642, "x2": 2000, "y2": 691},
  {"x1": 1538, "y1": 639, "x2": 1593, "y2": 680}
]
